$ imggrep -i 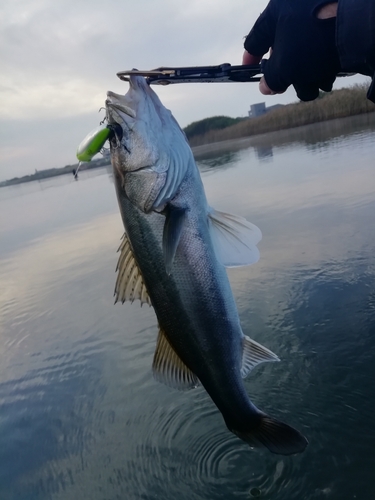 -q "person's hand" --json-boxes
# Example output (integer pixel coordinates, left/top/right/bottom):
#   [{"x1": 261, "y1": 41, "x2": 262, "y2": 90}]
[
  {"x1": 242, "y1": 49, "x2": 278, "y2": 95},
  {"x1": 243, "y1": 0, "x2": 340, "y2": 101}
]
